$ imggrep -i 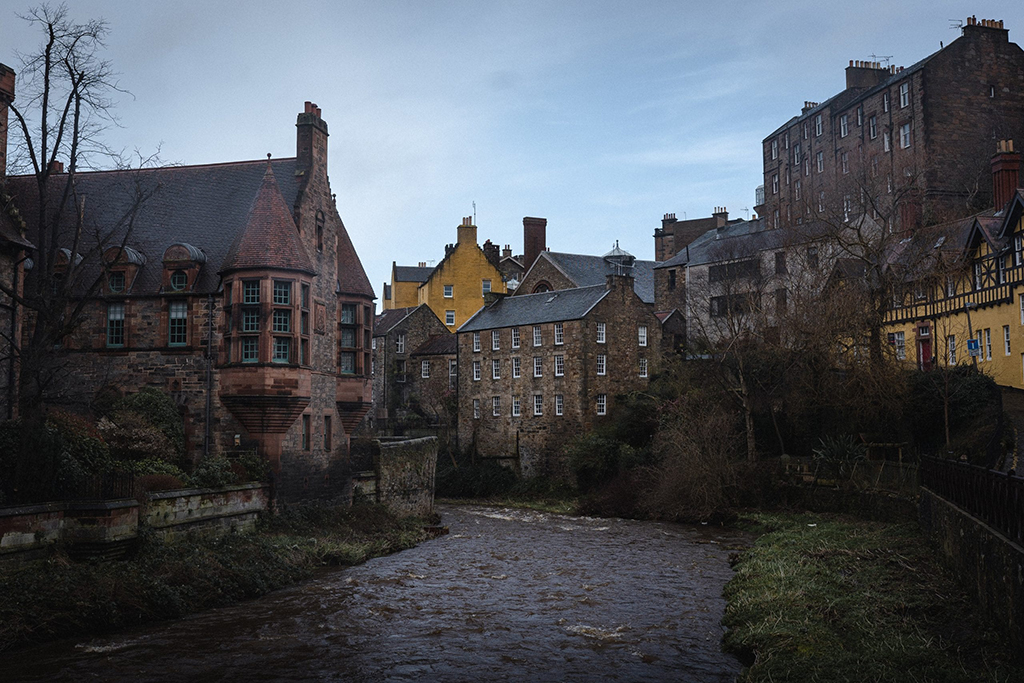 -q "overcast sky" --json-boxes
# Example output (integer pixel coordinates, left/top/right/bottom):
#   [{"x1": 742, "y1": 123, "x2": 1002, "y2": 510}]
[{"x1": 2, "y1": 1, "x2": 1019, "y2": 298}]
